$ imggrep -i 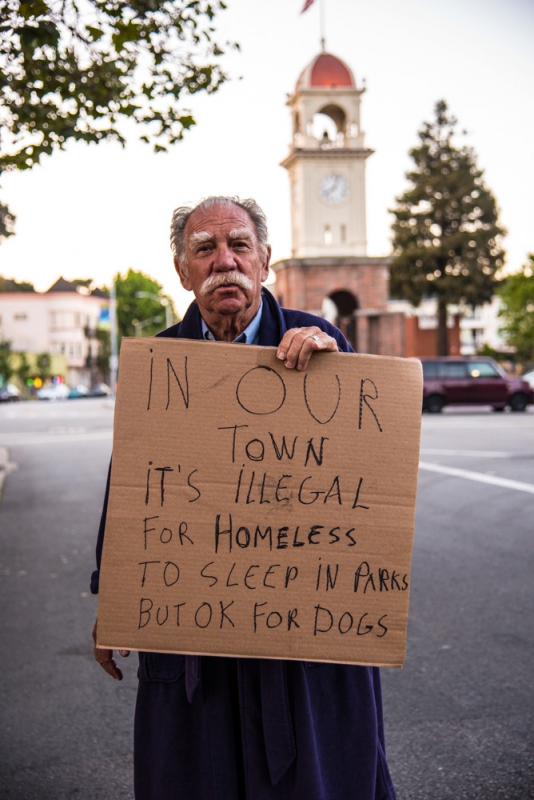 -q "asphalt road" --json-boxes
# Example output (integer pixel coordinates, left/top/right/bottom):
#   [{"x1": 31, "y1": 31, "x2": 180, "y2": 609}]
[{"x1": 0, "y1": 399, "x2": 533, "y2": 799}]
